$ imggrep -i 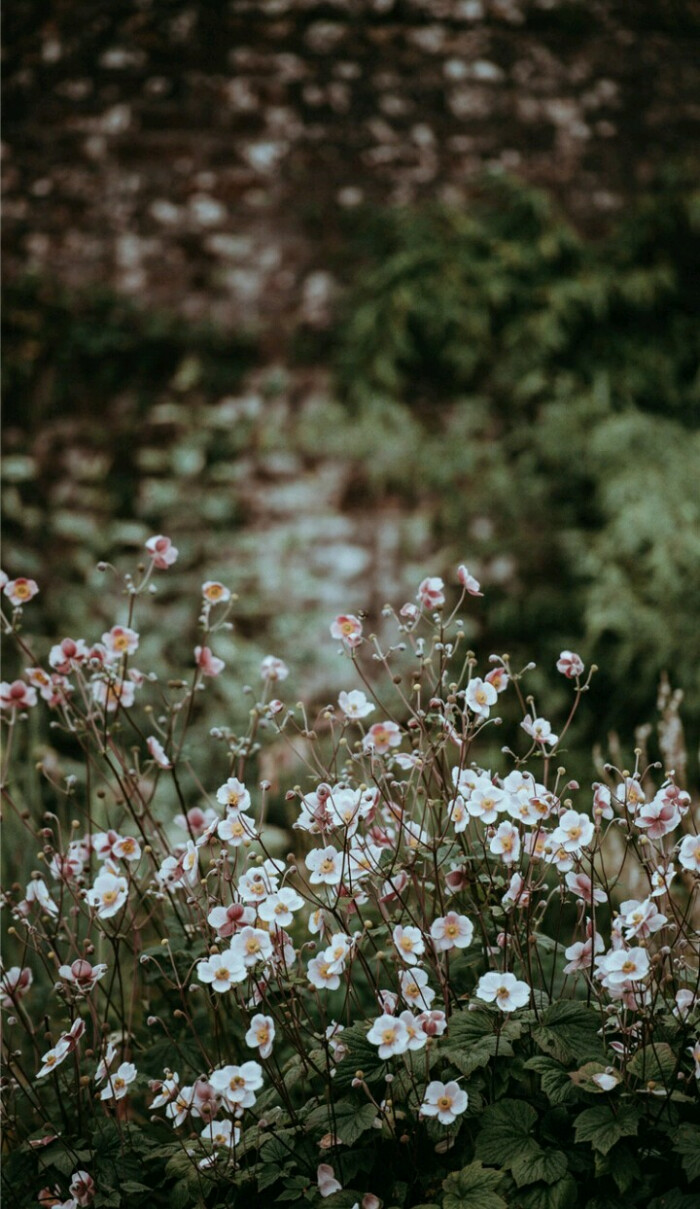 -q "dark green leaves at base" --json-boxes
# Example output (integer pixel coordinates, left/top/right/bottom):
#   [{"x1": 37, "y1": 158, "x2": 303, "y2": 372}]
[
  {"x1": 574, "y1": 1103, "x2": 640, "y2": 1156},
  {"x1": 442, "y1": 1160, "x2": 508, "y2": 1209}
]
